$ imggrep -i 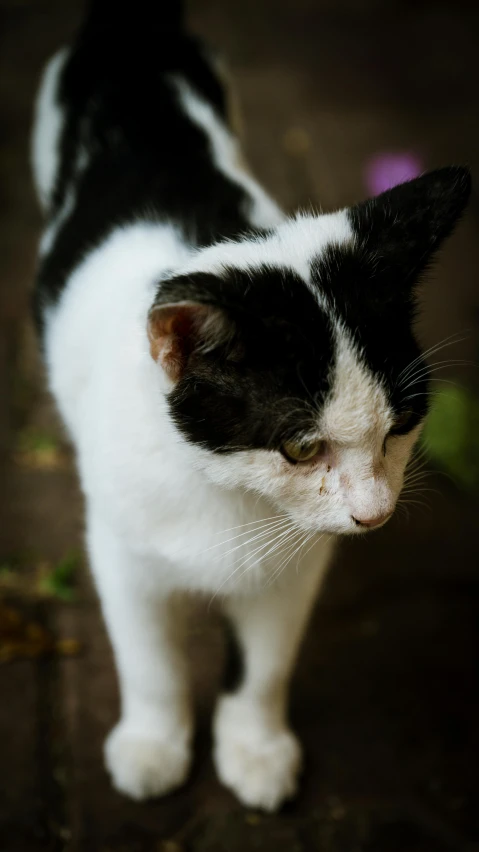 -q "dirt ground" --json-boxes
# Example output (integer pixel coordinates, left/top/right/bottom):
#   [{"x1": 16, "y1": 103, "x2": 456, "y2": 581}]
[{"x1": 0, "y1": 1, "x2": 478, "y2": 850}]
